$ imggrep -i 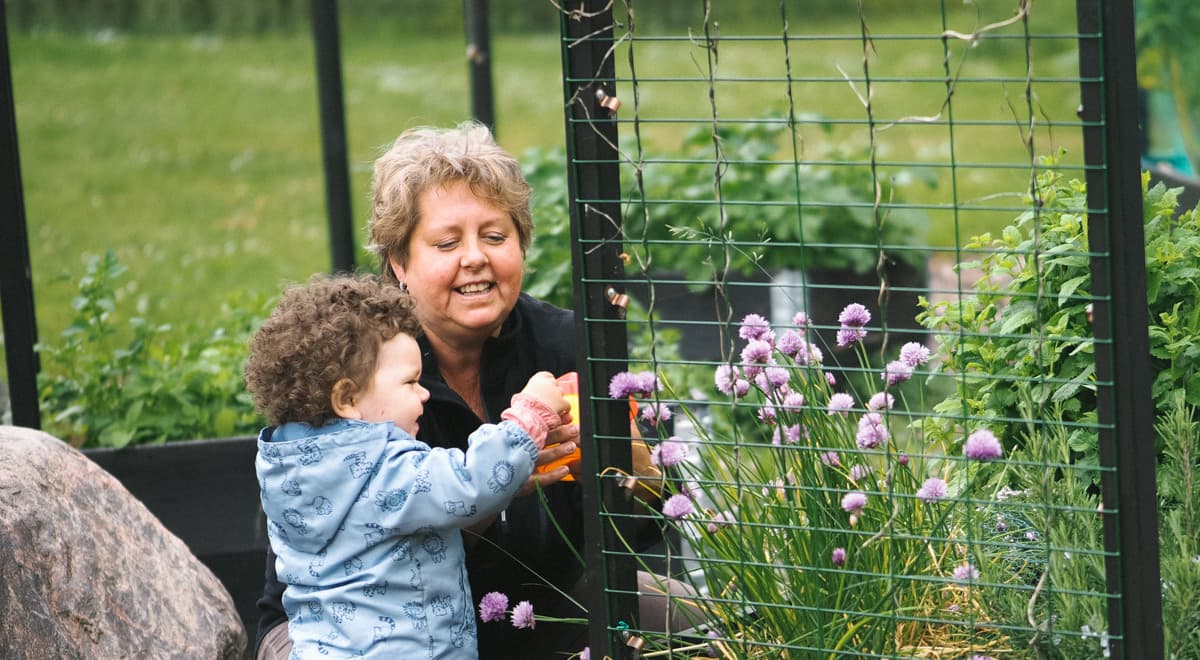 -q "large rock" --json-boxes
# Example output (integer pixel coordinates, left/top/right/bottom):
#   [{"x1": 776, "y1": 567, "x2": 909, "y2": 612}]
[{"x1": 0, "y1": 426, "x2": 248, "y2": 659}]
